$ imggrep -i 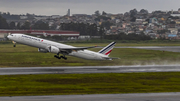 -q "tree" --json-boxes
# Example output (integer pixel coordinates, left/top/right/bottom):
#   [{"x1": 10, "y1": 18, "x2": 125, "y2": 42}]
[
  {"x1": 104, "y1": 32, "x2": 151, "y2": 41},
  {"x1": 170, "y1": 21, "x2": 176, "y2": 24},
  {"x1": 17, "y1": 22, "x2": 21, "y2": 29},
  {"x1": 140, "y1": 9, "x2": 148, "y2": 14},
  {"x1": 95, "y1": 10, "x2": 100, "y2": 16},
  {"x1": 99, "y1": 26, "x2": 105, "y2": 40},
  {"x1": 130, "y1": 9, "x2": 138, "y2": 18},
  {"x1": 88, "y1": 24, "x2": 97, "y2": 36},
  {"x1": 157, "y1": 29, "x2": 168, "y2": 34},
  {"x1": 32, "y1": 21, "x2": 49, "y2": 30},
  {"x1": 0, "y1": 15, "x2": 9, "y2": 29},
  {"x1": 101, "y1": 21, "x2": 113, "y2": 30},
  {"x1": 60, "y1": 22, "x2": 100, "y2": 36},
  {"x1": 21, "y1": 21, "x2": 30, "y2": 29},
  {"x1": 9, "y1": 21, "x2": 16, "y2": 29},
  {"x1": 130, "y1": 17, "x2": 136, "y2": 22},
  {"x1": 102, "y1": 11, "x2": 107, "y2": 15},
  {"x1": 124, "y1": 12, "x2": 130, "y2": 17},
  {"x1": 95, "y1": 16, "x2": 111, "y2": 21}
]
